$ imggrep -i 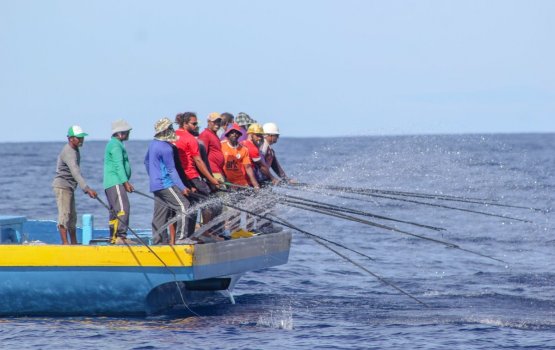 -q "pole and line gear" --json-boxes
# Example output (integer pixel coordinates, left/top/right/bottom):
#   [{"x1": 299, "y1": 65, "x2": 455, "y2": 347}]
[
  {"x1": 197, "y1": 192, "x2": 378, "y2": 262},
  {"x1": 277, "y1": 193, "x2": 446, "y2": 231},
  {"x1": 267, "y1": 213, "x2": 430, "y2": 307},
  {"x1": 281, "y1": 200, "x2": 506, "y2": 264},
  {"x1": 136, "y1": 189, "x2": 377, "y2": 262},
  {"x1": 284, "y1": 183, "x2": 532, "y2": 223},
  {"x1": 289, "y1": 182, "x2": 545, "y2": 212},
  {"x1": 217, "y1": 182, "x2": 505, "y2": 262}
]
